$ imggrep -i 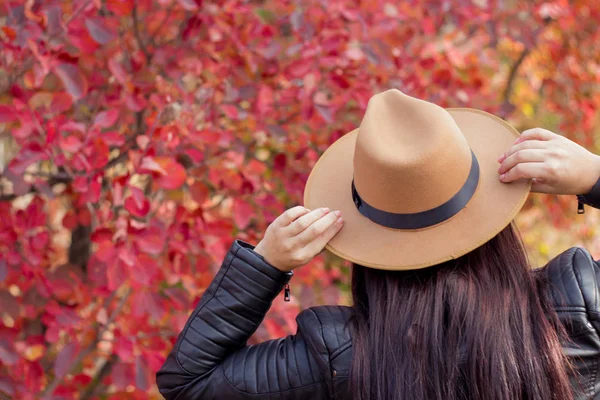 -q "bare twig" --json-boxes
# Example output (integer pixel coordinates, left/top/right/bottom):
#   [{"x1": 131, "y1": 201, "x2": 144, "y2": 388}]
[{"x1": 132, "y1": 0, "x2": 152, "y2": 61}]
